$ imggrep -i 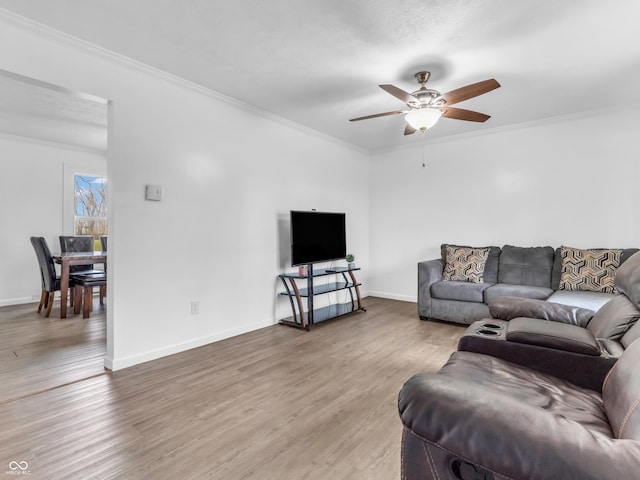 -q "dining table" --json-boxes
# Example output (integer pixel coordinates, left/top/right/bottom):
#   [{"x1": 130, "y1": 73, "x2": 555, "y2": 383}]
[{"x1": 52, "y1": 251, "x2": 107, "y2": 318}]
